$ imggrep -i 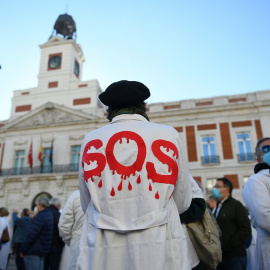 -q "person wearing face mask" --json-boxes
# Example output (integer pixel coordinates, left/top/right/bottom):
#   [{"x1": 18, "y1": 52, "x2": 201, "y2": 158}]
[
  {"x1": 242, "y1": 137, "x2": 270, "y2": 270},
  {"x1": 212, "y1": 177, "x2": 251, "y2": 270}
]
